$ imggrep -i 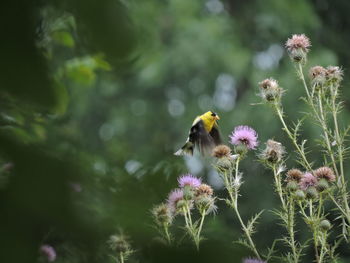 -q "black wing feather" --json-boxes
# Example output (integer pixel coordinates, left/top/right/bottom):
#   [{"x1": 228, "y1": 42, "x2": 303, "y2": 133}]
[
  {"x1": 189, "y1": 120, "x2": 215, "y2": 155},
  {"x1": 209, "y1": 124, "x2": 221, "y2": 145}
]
